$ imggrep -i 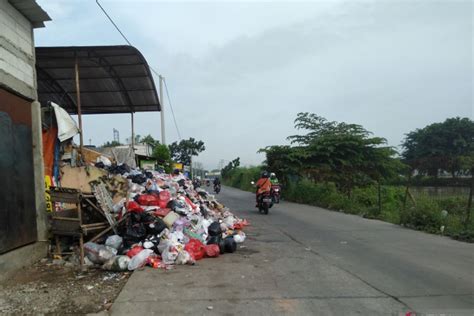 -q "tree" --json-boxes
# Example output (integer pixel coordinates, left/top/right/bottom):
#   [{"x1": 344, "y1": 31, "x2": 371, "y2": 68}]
[
  {"x1": 221, "y1": 157, "x2": 240, "y2": 178},
  {"x1": 287, "y1": 112, "x2": 404, "y2": 195},
  {"x1": 168, "y1": 138, "x2": 205, "y2": 165},
  {"x1": 402, "y1": 117, "x2": 474, "y2": 177},
  {"x1": 258, "y1": 145, "x2": 300, "y2": 185},
  {"x1": 152, "y1": 144, "x2": 172, "y2": 173},
  {"x1": 102, "y1": 140, "x2": 122, "y2": 147},
  {"x1": 141, "y1": 134, "x2": 160, "y2": 148}
]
